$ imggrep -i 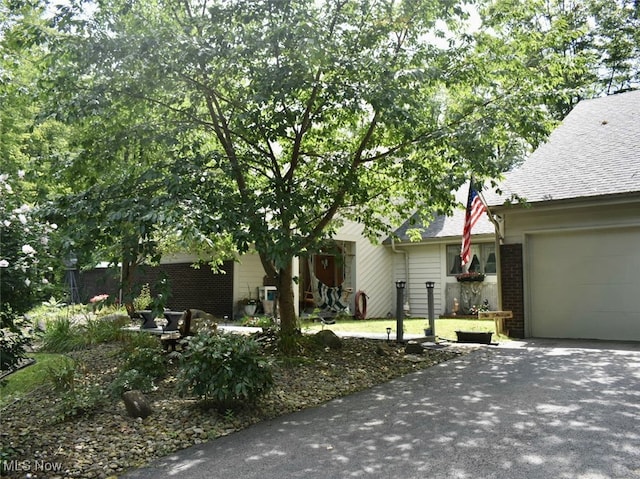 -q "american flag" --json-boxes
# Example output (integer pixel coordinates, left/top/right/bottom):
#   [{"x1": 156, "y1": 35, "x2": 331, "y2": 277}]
[{"x1": 460, "y1": 182, "x2": 487, "y2": 267}]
